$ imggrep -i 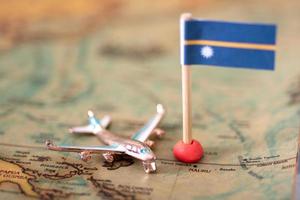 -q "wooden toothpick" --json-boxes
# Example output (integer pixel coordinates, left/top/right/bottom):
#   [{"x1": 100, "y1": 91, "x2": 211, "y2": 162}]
[
  {"x1": 180, "y1": 13, "x2": 193, "y2": 144},
  {"x1": 182, "y1": 65, "x2": 192, "y2": 144}
]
